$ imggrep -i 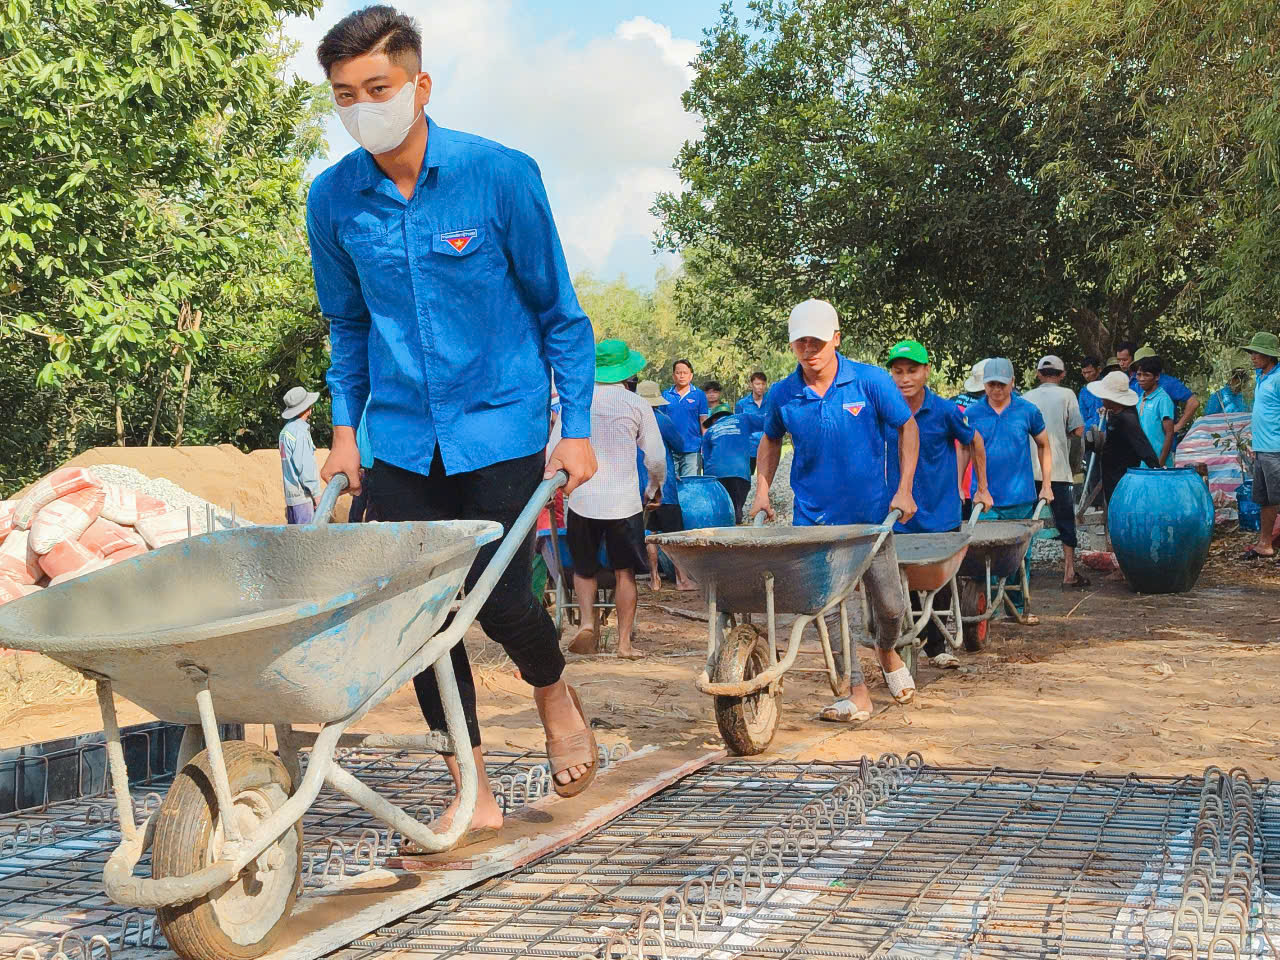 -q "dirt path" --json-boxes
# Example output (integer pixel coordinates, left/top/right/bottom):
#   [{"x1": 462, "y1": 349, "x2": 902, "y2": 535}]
[{"x1": 5, "y1": 531, "x2": 1278, "y2": 782}]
